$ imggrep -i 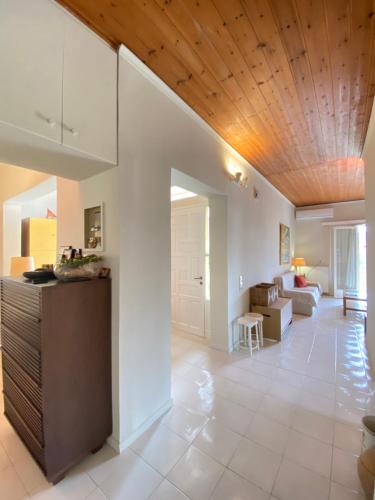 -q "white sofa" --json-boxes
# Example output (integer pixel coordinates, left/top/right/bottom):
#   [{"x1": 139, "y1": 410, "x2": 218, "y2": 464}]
[{"x1": 274, "y1": 271, "x2": 322, "y2": 316}]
